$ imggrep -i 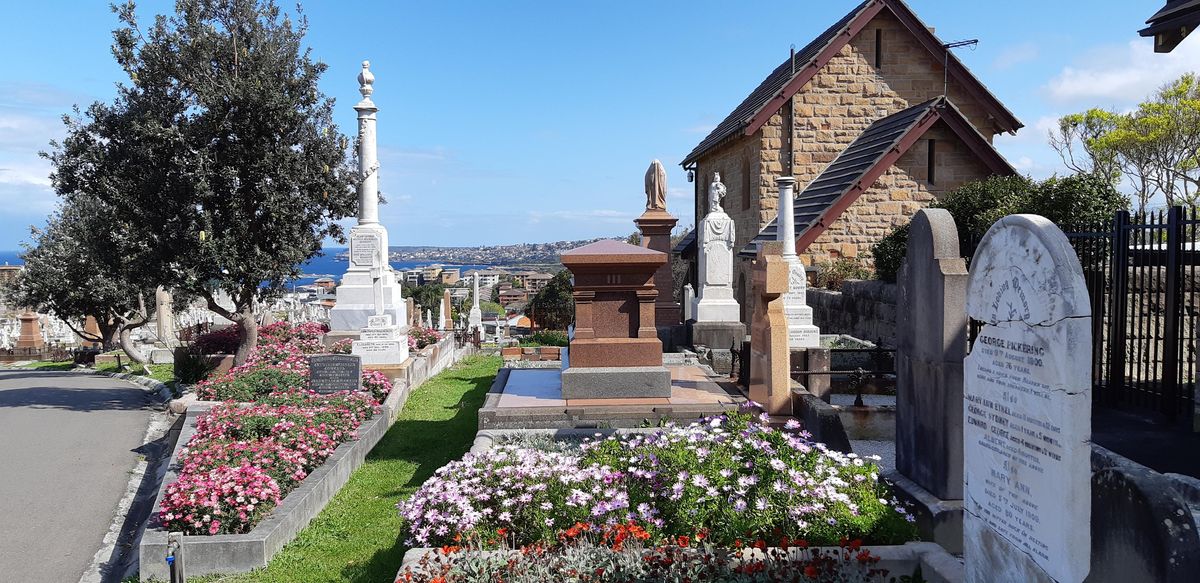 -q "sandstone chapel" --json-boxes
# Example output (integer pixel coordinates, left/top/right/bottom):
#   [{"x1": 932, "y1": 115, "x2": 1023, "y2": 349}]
[{"x1": 675, "y1": 0, "x2": 1023, "y2": 324}]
